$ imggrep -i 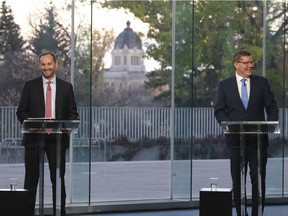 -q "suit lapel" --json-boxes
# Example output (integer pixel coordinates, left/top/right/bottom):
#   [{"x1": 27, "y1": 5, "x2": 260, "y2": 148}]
[
  {"x1": 248, "y1": 75, "x2": 256, "y2": 108},
  {"x1": 55, "y1": 78, "x2": 62, "y2": 119},
  {"x1": 36, "y1": 76, "x2": 45, "y2": 113},
  {"x1": 231, "y1": 76, "x2": 244, "y2": 108}
]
